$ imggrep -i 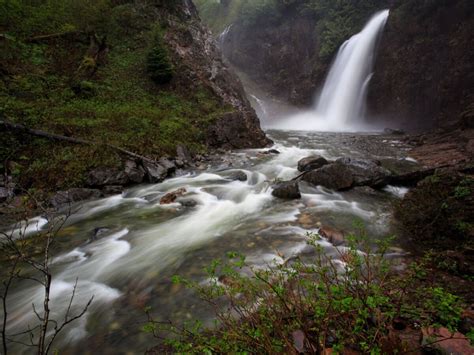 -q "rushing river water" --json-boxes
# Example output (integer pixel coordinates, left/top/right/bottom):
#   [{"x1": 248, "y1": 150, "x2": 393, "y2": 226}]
[{"x1": 3, "y1": 130, "x2": 416, "y2": 354}]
